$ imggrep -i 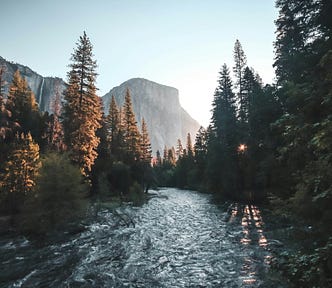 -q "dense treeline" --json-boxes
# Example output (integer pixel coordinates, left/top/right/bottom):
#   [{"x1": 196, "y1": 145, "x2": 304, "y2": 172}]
[
  {"x1": 154, "y1": 1, "x2": 332, "y2": 285},
  {"x1": 0, "y1": 32, "x2": 152, "y2": 234},
  {"x1": 154, "y1": 41, "x2": 282, "y2": 203}
]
